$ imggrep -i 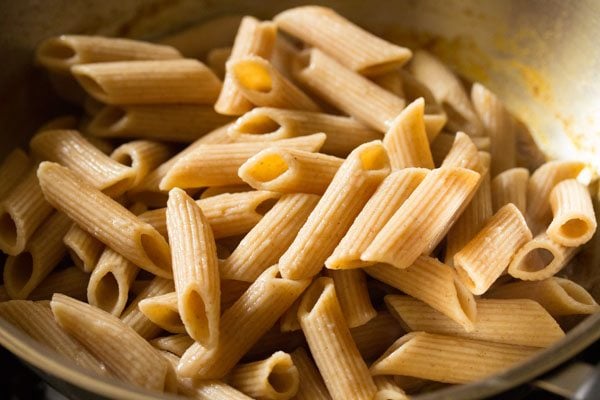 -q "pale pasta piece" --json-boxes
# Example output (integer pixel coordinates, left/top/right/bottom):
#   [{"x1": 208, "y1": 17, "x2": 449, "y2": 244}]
[
  {"x1": 324, "y1": 269, "x2": 377, "y2": 328},
  {"x1": 37, "y1": 162, "x2": 172, "y2": 278},
  {"x1": 228, "y1": 107, "x2": 382, "y2": 157},
  {"x1": 486, "y1": 277, "x2": 600, "y2": 317},
  {"x1": 373, "y1": 376, "x2": 409, "y2": 400},
  {"x1": 201, "y1": 185, "x2": 252, "y2": 199},
  {"x1": 227, "y1": 351, "x2": 299, "y2": 400},
  {"x1": 151, "y1": 334, "x2": 194, "y2": 357},
  {"x1": 279, "y1": 141, "x2": 390, "y2": 280},
  {"x1": 72, "y1": 59, "x2": 222, "y2": 105},
  {"x1": 290, "y1": 347, "x2": 332, "y2": 400},
  {"x1": 371, "y1": 70, "x2": 405, "y2": 97},
  {"x1": 63, "y1": 223, "x2": 104, "y2": 273},
  {"x1": 298, "y1": 277, "x2": 377, "y2": 400},
  {"x1": 0, "y1": 148, "x2": 31, "y2": 200},
  {"x1": 110, "y1": 140, "x2": 171, "y2": 187},
  {"x1": 221, "y1": 193, "x2": 319, "y2": 282},
  {"x1": 160, "y1": 133, "x2": 326, "y2": 189},
  {"x1": 138, "y1": 292, "x2": 185, "y2": 334},
  {"x1": 38, "y1": 115, "x2": 79, "y2": 131},
  {"x1": 491, "y1": 168, "x2": 529, "y2": 214},
  {"x1": 507, "y1": 233, "x2": 578, "y2": 281},
  {"x1": 88, "y1": 105, "x2": 232, "y2": 142},
  {"x1": 178, "y1": 265, "x2": 310, "y2": 379},
  {"x1": 293, "y1": 48, "x2": 405, "y2": 132},
  {"x1": 441, "y1": 131, "x2": 481, "y2": 171},
  {"x1": 350, "y1": 312, "x2": 404, "y2": 360},
  {"x1": 386, "y1": 296, "x2": 564, "y2": 347},
  {"x1": 216, "y1": 16, "x2": 277, "y2": 115},
  {"x1": 362, "y1": 167, "x2": 480, "y2": 270},
  {"x1": 275, "y1": 6, "x2": 411, "y2": 76},
  {"x1": 3, "y1": 212, "x2": 71, "y2": 299},
  {"x1": 366, "y1": 257, "x2": 476, "y2": 331},
  {"x1": 167, "y1": 188, "x2": 220, "y2": 347},
  {"x1": 383, "y1": 98, "x2": 434, "y2": 169},
  {"x1": 547, "y1": 179, "x2": 596, "y2": 246},
  {"x1": 238, "y1": 148, "x2": 342, "y2": 194},
  {"x1": 27, "y1": 266, "x2": 89, "y2": 301},
  {"x1": 326, "y1": 168, "x2": 428, "y2": 269},
  {"x1": 30, "y1": 129, "x2": 136, "y2": 196},
  {"x1": 370, "y1": 332, "x2": 538, "y2": 384},
  {"x1": 207, "y1": 46, "x2": 232, "y2": 79},
  {"x1": 121, "y1": 277, "x2": 174, "y2": 339},
  {"x1": 87, "y1": 248, "x2": 139, "y2": 316},
  {"x1": 526, "y1": 160, "x2": 586, "y2": 234},
  {"x1": 51, "y1": 294, "x2": 171, "y2": 391}
]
